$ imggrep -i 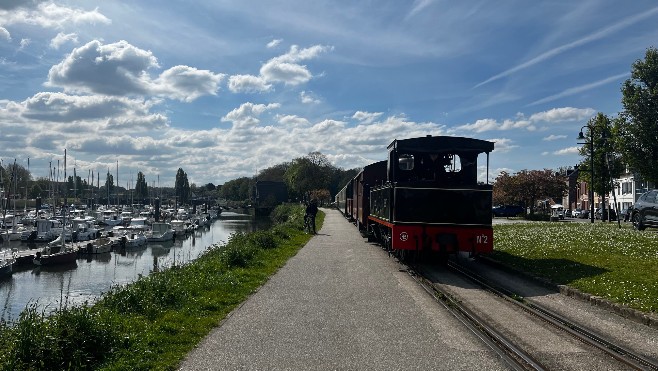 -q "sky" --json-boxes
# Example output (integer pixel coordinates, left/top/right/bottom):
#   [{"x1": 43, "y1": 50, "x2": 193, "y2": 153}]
[{"x1": 1, "y1": 1, "x2": 657, "y2": 189}]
